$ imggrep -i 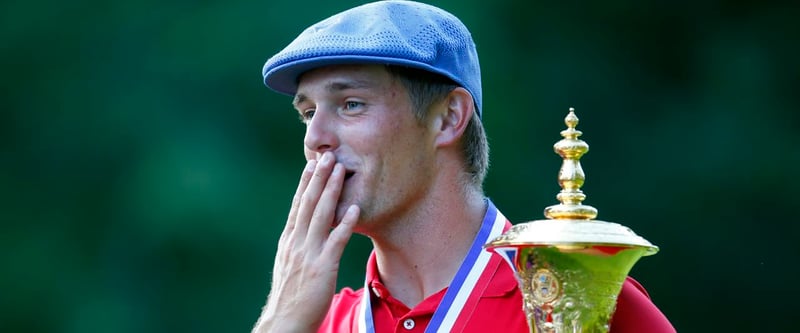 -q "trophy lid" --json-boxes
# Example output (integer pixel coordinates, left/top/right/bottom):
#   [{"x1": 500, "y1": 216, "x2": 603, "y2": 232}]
[{"x1": 487, "y1": 109, "x2": 658, "y2": 255}]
